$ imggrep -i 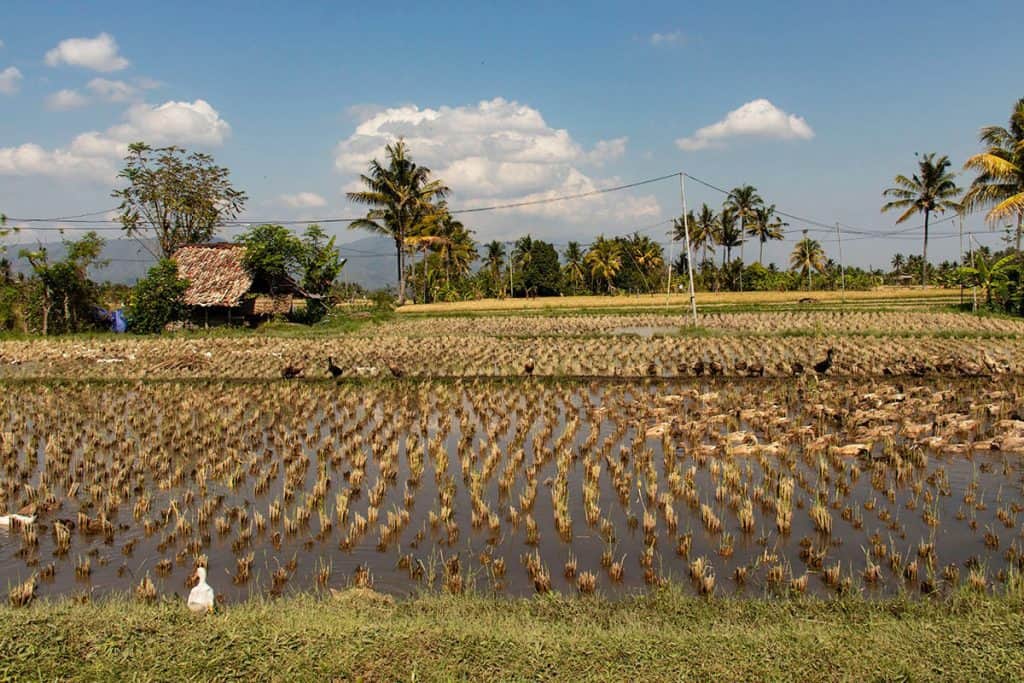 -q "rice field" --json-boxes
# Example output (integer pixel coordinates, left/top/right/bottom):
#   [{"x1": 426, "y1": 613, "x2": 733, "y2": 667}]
[{"x1": 2, "y1": 309, "x2": 1023, "y2": 605}]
